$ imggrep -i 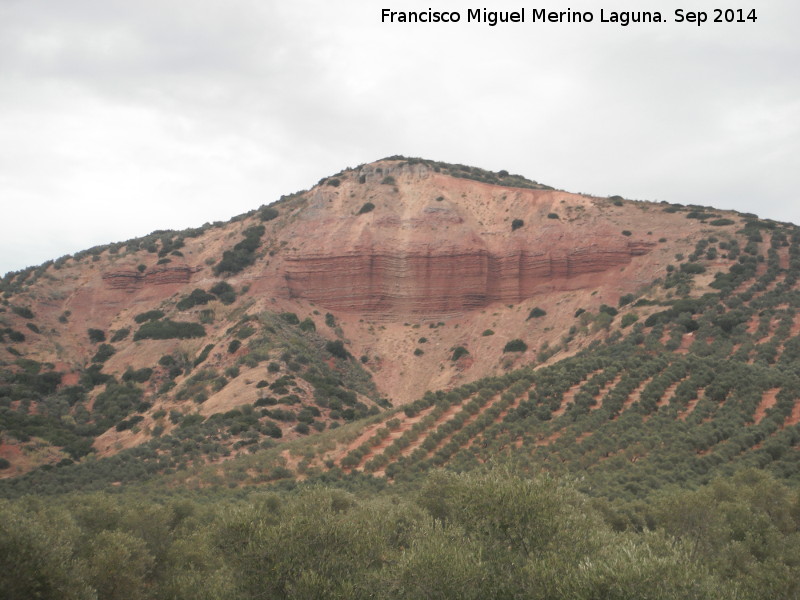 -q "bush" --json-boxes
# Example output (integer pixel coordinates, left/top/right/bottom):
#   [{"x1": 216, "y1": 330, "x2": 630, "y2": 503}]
[
  {"x1": 358, "y1": 202, "x2": 375, "y2": 215},
  {"x1": 176, "y1": 288, "x2": 215, "y2": 311},
  {"x1": 209, "y1": 281, "x2": 236, "y2": 305},
  {"x1": 280, "y1": 312, "x2": 300, "y2": 325},
  {"x1": 87, "y1": 328, "x2": 106, "y2": 343},
  {"x1": 482, "y1": 329, "x2": 494, "y2": 336},
  {"x1": 547, "y1": 213, "x2": 559, "y2": 219},
  {"x1": 503, "y1": 339, "x2": 528, "y2": 353},
  {"x1": 451, "y1": 346, "x2": 469, "y2": 361},
  {"x1": 621, "y1": 230, "x2": 632, "y2": 236},
  {"x1": 91, "y1": 344, "x2": 116, "y2": 364},
  {"x1": 134, "y1": 310, "x2": 164, "y2": 324},
  {"x1": 259, "y1": 206, "x2": 279, "y2": 221},
  {"x1": 11, "y1": 306, "x2": 34, "y2": 319},
  {"x1": 214, "y1": 225, "x2": 265, "y2": 275},
  {"x1": 527, "y1": 307, "x2": 546, "y2": 320},
  {"x1": 133, "y1": 319, "x2": 206, "y2": 340},
  {"x1": 299, "y1": 317, "x2": 316, "y2": 332},
  {"x1": 110, "y1": 328, "x2": 130, "y2": 343},
  {"x1": 381, "y1": 176, "x2": 396, "y2": 185},
  {"x1": 228, "y1": 339, "x2": 242, "y2": 354},
  {"x1": 193, "y1": 344, "x2": 215, "y2": 366},
  {"x1": 511, "y1": 219, "x2": 524, "y2": 231},
  {"x1": 122, "y1": 367, "x2": 153, "y2": 383},
  {"x1": 326, "y1": 340, "x2": 351, "y2": 360},
  {"x1": 680, "y1": 263, "x2": 706, "y2": 274},
  {"x1": 710, "y1": 218, "x2": 735, "y2": 227},
  {"x1": 620, "y1": 313, "x2": 639, "y2": 328}
]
